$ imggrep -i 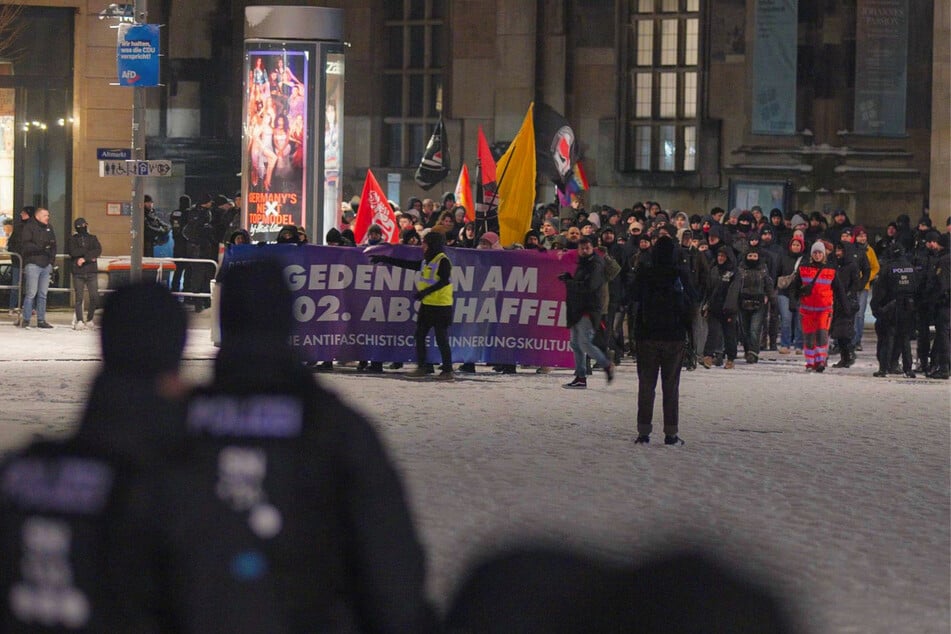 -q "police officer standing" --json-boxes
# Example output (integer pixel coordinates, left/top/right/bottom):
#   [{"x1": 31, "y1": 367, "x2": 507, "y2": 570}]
[
  {"x1": 0, "y1": 283, "x2": 188, "y2": 631},
  {"x1": 871, "y1": 244, "x2": 919, "y2": 377},
  {"x1": 114, "y1": 259, "x2": 438, "y2": 632}
]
